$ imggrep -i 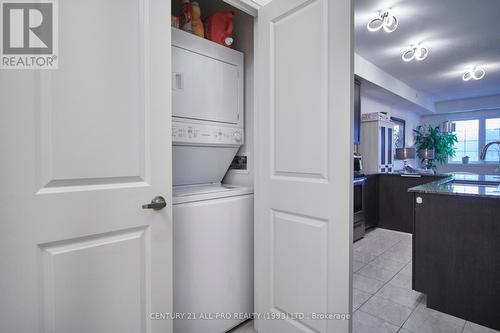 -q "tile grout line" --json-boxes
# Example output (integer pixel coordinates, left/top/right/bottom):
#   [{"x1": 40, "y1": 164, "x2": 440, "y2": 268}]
[
  {"x1": 357, "y1": 259, "x2": 411, "y2": 313},
  {"x1": 397, "y1": 297, "x2": 421, "y2": 333},
  {"x1": 355, "y1": 230, "x2": 497, "y2": 333},
  {"x1": 354, "y1": 232, "x2": 414, "y2": 323},
  {"x1": 461, "y1": 320, "x2": 467, "y2": 333},
  {"x1": 354, "y1": 230, "x2": 420, "y2": 332}
]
